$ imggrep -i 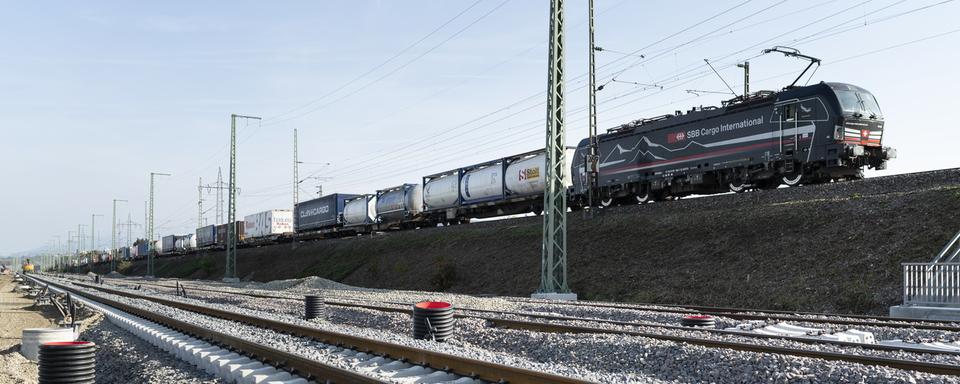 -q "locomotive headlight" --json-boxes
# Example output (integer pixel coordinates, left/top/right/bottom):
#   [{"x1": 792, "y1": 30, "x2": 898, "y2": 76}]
[
  {"x1": 849, "y1": 145, "x2": 865, "y2": 157},
  {"x1": 883, "y1": 146, "x2": 897, "y2": 160}
]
